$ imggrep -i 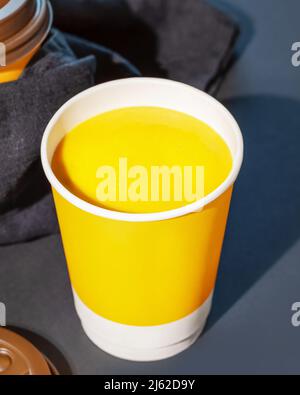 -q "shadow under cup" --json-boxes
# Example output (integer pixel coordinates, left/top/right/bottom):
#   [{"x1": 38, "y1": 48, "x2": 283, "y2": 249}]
[{"x1": 41, "y1": 78, "x2": 244, "y2": 362}]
